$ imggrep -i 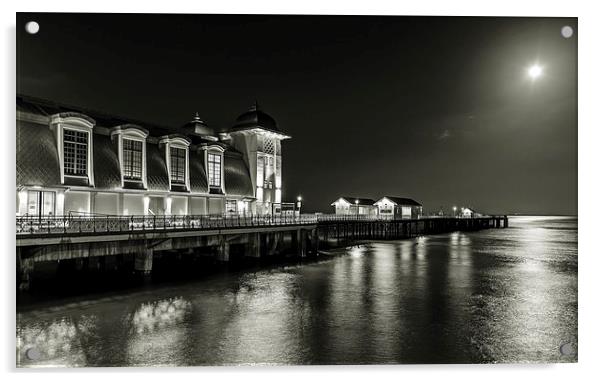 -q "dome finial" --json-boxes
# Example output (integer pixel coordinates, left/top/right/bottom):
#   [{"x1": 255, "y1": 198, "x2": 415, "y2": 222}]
[
  {"x1": 194, "y1": 112, "x2": 201, "y2": 121},
  {"x1": 251, "y1": 100, "x2": 259, "y2": 111}
]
